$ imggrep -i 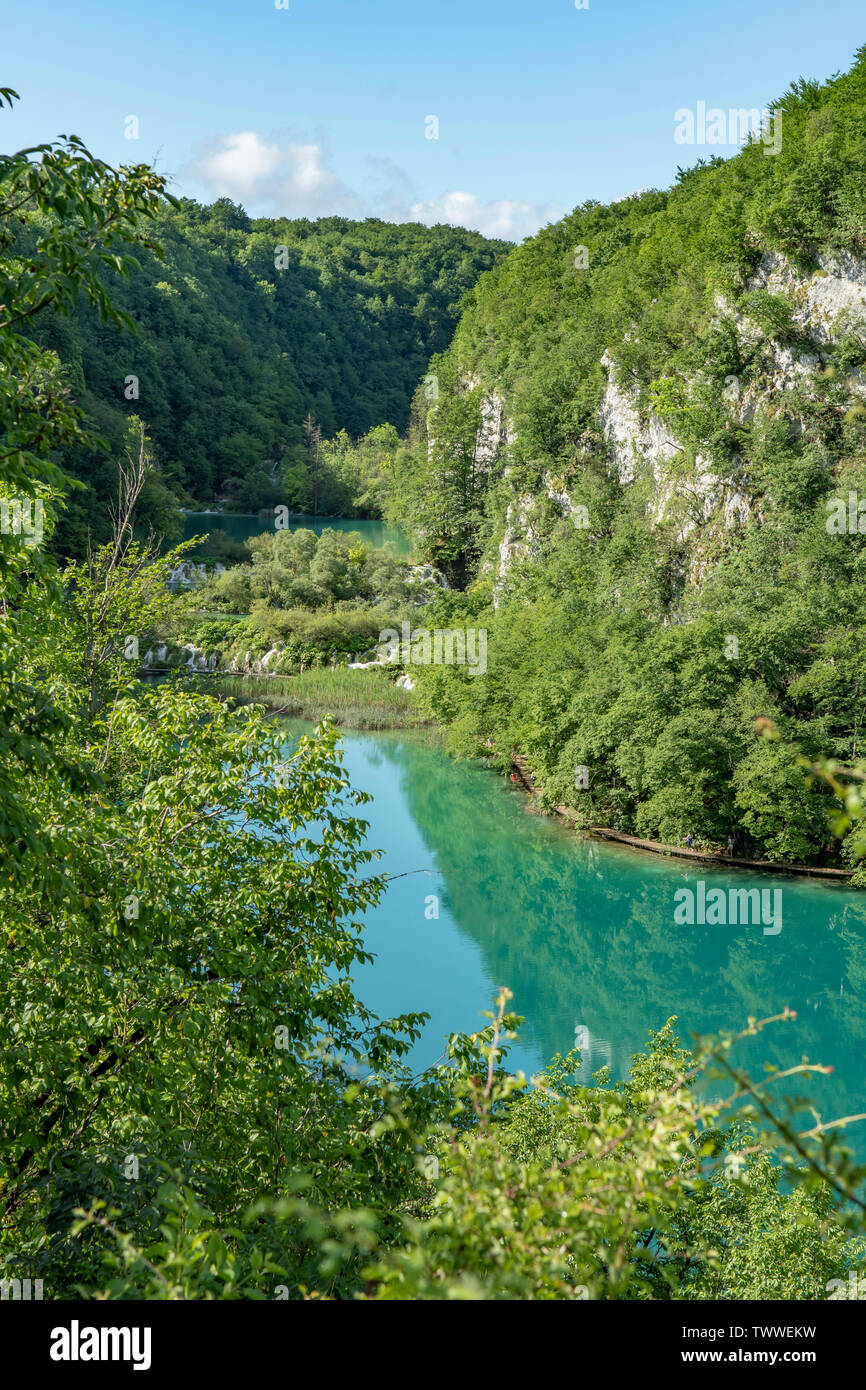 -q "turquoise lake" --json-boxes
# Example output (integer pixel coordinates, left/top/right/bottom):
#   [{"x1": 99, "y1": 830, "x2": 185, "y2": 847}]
[
  {"x1": 181, "y1": 510, "x2": 412, "y2": 556},
  {"x1": 281, "y1": 720, "x2": 866, "y2": 1153}
]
